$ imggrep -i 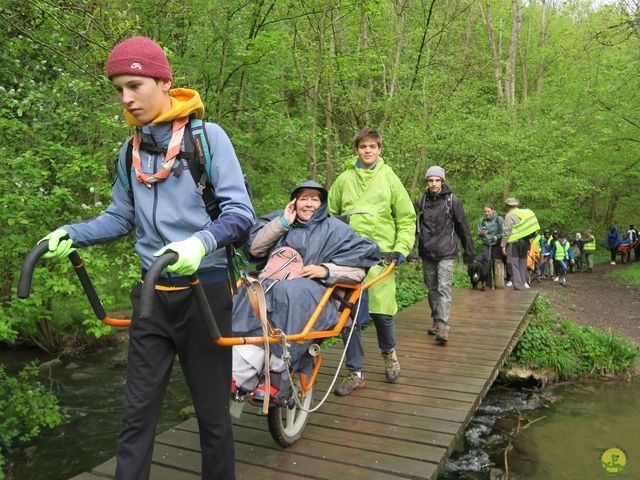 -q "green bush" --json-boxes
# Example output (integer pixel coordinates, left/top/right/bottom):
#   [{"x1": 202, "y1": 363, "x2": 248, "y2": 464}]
[
  {"x1": 0, "y1": 363, "x2": 67, "y2": 478},
  {"x1": 506, "y1": 297, "x2": 639, "y2": 377},
  {"x1": 606, "y1": 262, "x2": 640, "y2": 286}
]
